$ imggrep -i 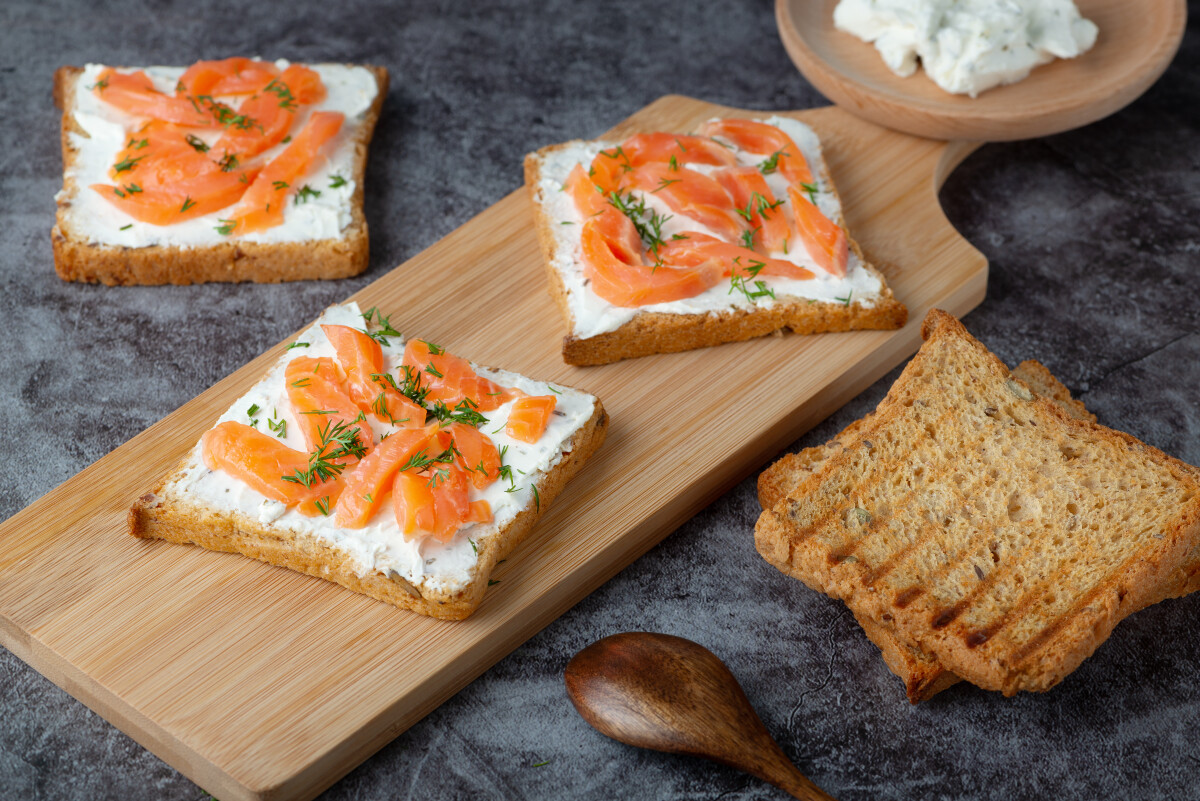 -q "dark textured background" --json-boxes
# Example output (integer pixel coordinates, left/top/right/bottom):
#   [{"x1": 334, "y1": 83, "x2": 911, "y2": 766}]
[{"x1": 2, "y1": 1, "x2": 1199, "y2": 799}]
